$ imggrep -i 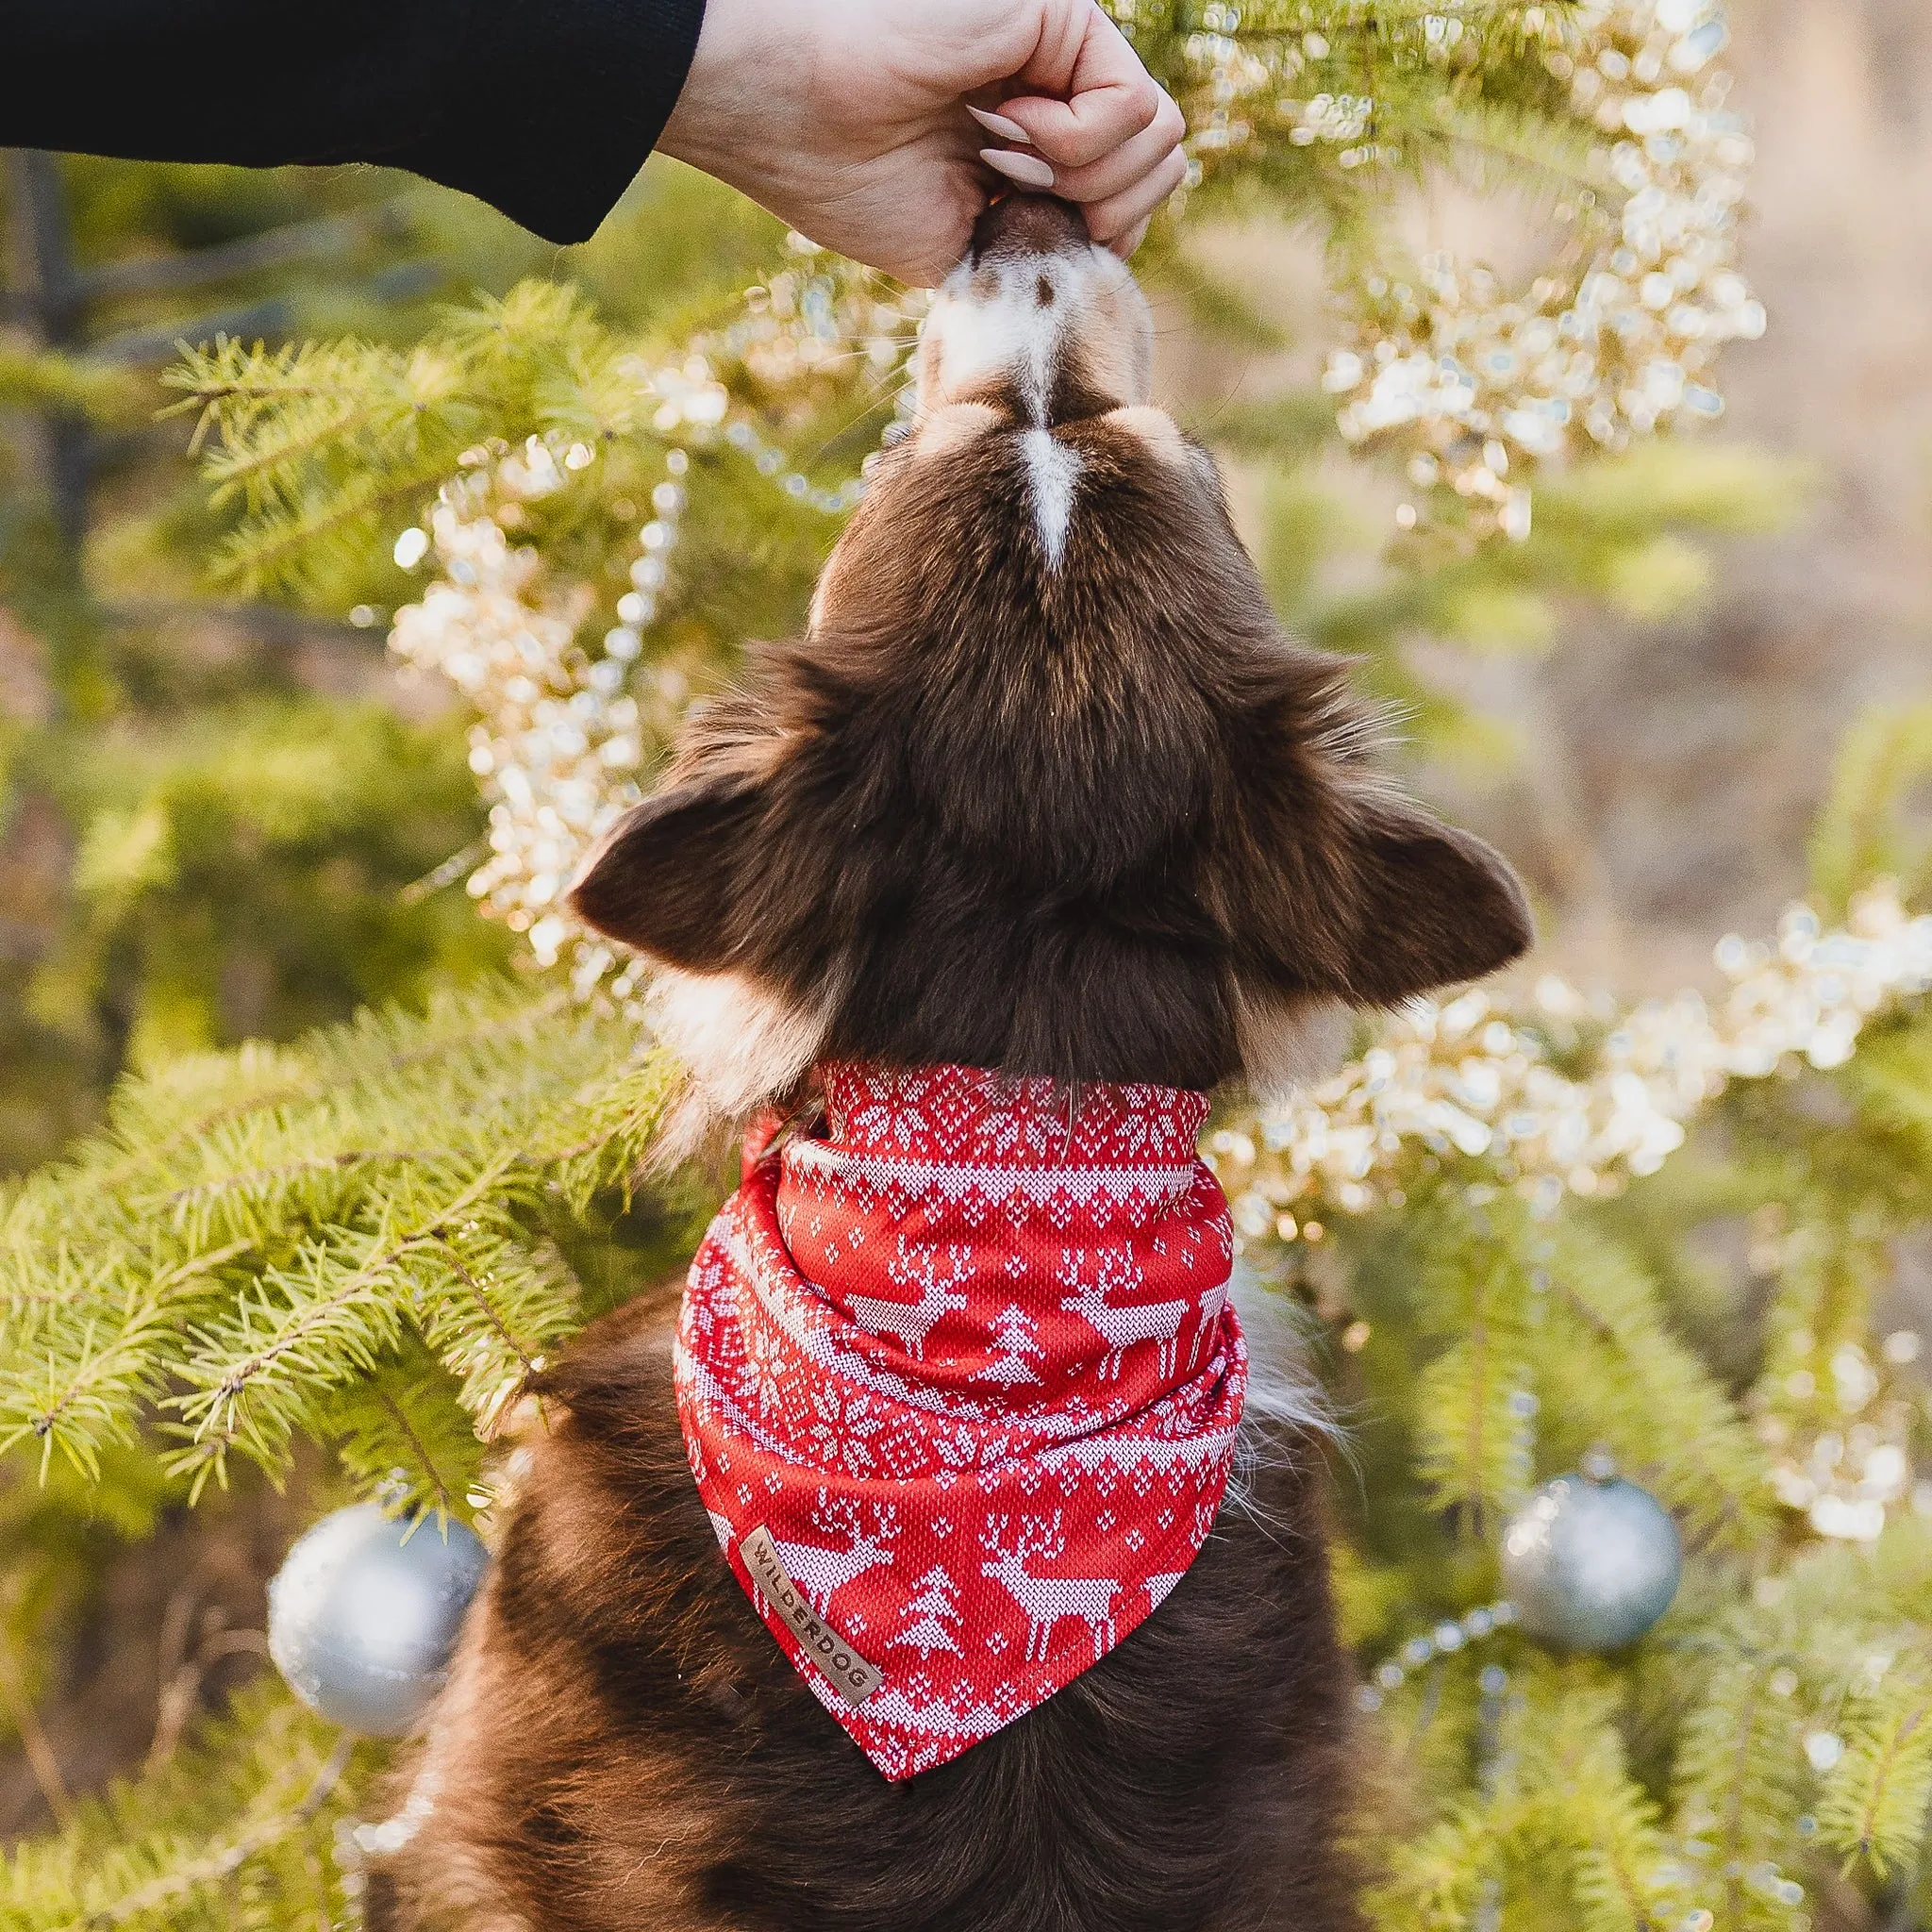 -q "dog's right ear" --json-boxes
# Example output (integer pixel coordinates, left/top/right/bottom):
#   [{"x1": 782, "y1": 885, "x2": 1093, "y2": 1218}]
[{"x1": 567, "y1": 774, "x2": 765, "y2": 971}]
